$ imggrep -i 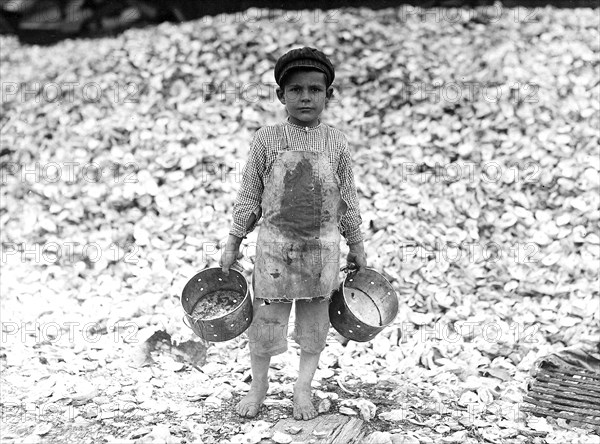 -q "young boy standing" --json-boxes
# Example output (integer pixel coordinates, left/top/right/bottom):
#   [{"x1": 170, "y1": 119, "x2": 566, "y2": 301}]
[{"x1": 220, "y1": 47, "x2": 366, "y2": 420}]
